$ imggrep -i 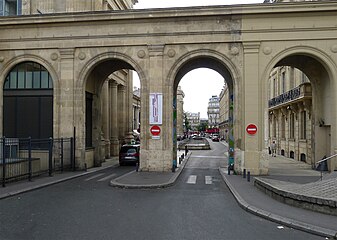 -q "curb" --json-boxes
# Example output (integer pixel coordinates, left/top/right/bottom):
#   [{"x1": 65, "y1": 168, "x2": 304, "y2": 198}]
[
  {"x1": 254, "y1": 177, "x2": 337, "y2": 216},
  {"x1": 219, "y1": 169, "x2": 337, "y2": 239},
  {"x1": 110, "y1": 152, "x2": 191, "y2": 189}
]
